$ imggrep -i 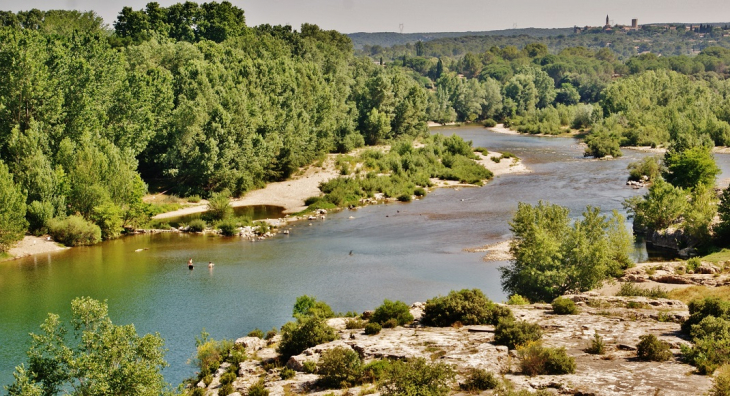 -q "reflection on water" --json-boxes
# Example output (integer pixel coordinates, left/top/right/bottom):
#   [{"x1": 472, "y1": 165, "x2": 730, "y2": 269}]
[
  {"x1": 162, "y1": 205, "x2": 285, "y2": 226},
  {"x1": 2, "y1": 127, "x2": 729, "y2": 386}
]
